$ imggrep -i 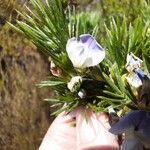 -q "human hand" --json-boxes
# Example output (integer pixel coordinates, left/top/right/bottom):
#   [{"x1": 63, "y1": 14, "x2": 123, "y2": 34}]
[{"x1": 39, "y1": 107, "x2": 119, "y2": 150}]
